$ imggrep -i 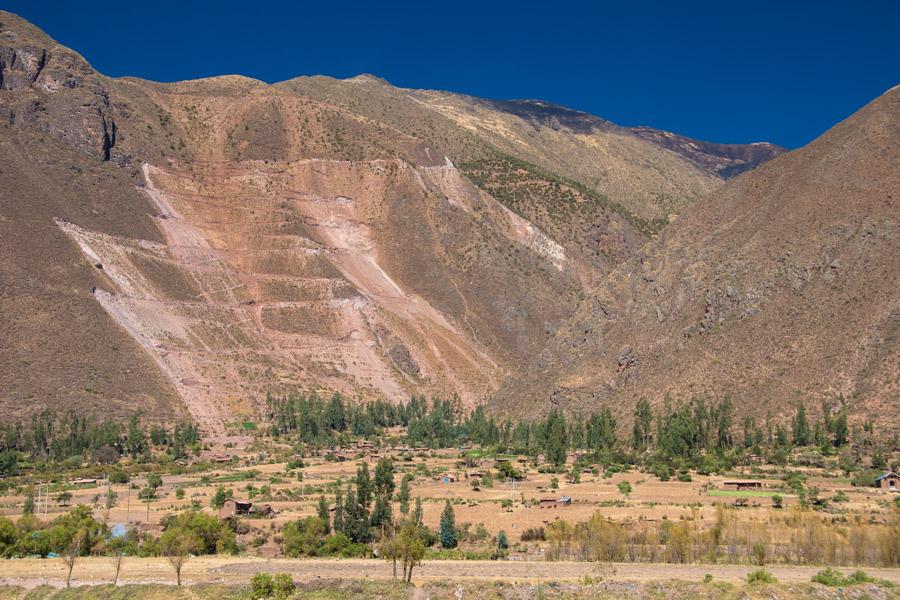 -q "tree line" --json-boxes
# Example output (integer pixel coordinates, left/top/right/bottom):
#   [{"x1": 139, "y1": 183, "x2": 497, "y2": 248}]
[{"x1": 0, "y1": 411, "x2": 200, "y2": 476}]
